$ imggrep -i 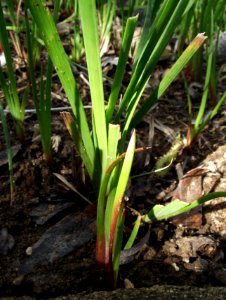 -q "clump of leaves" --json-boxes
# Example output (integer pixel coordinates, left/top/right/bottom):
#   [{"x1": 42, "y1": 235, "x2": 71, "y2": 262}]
[{"x1": 24, "y1": 0, "x2": 226, "y2": 287}]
